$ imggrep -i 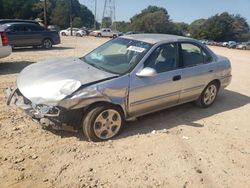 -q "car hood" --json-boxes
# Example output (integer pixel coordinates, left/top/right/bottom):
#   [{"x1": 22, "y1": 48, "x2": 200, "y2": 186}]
[{"x1": 17, "y1": 57, "x2": 117, "y2": 105}]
